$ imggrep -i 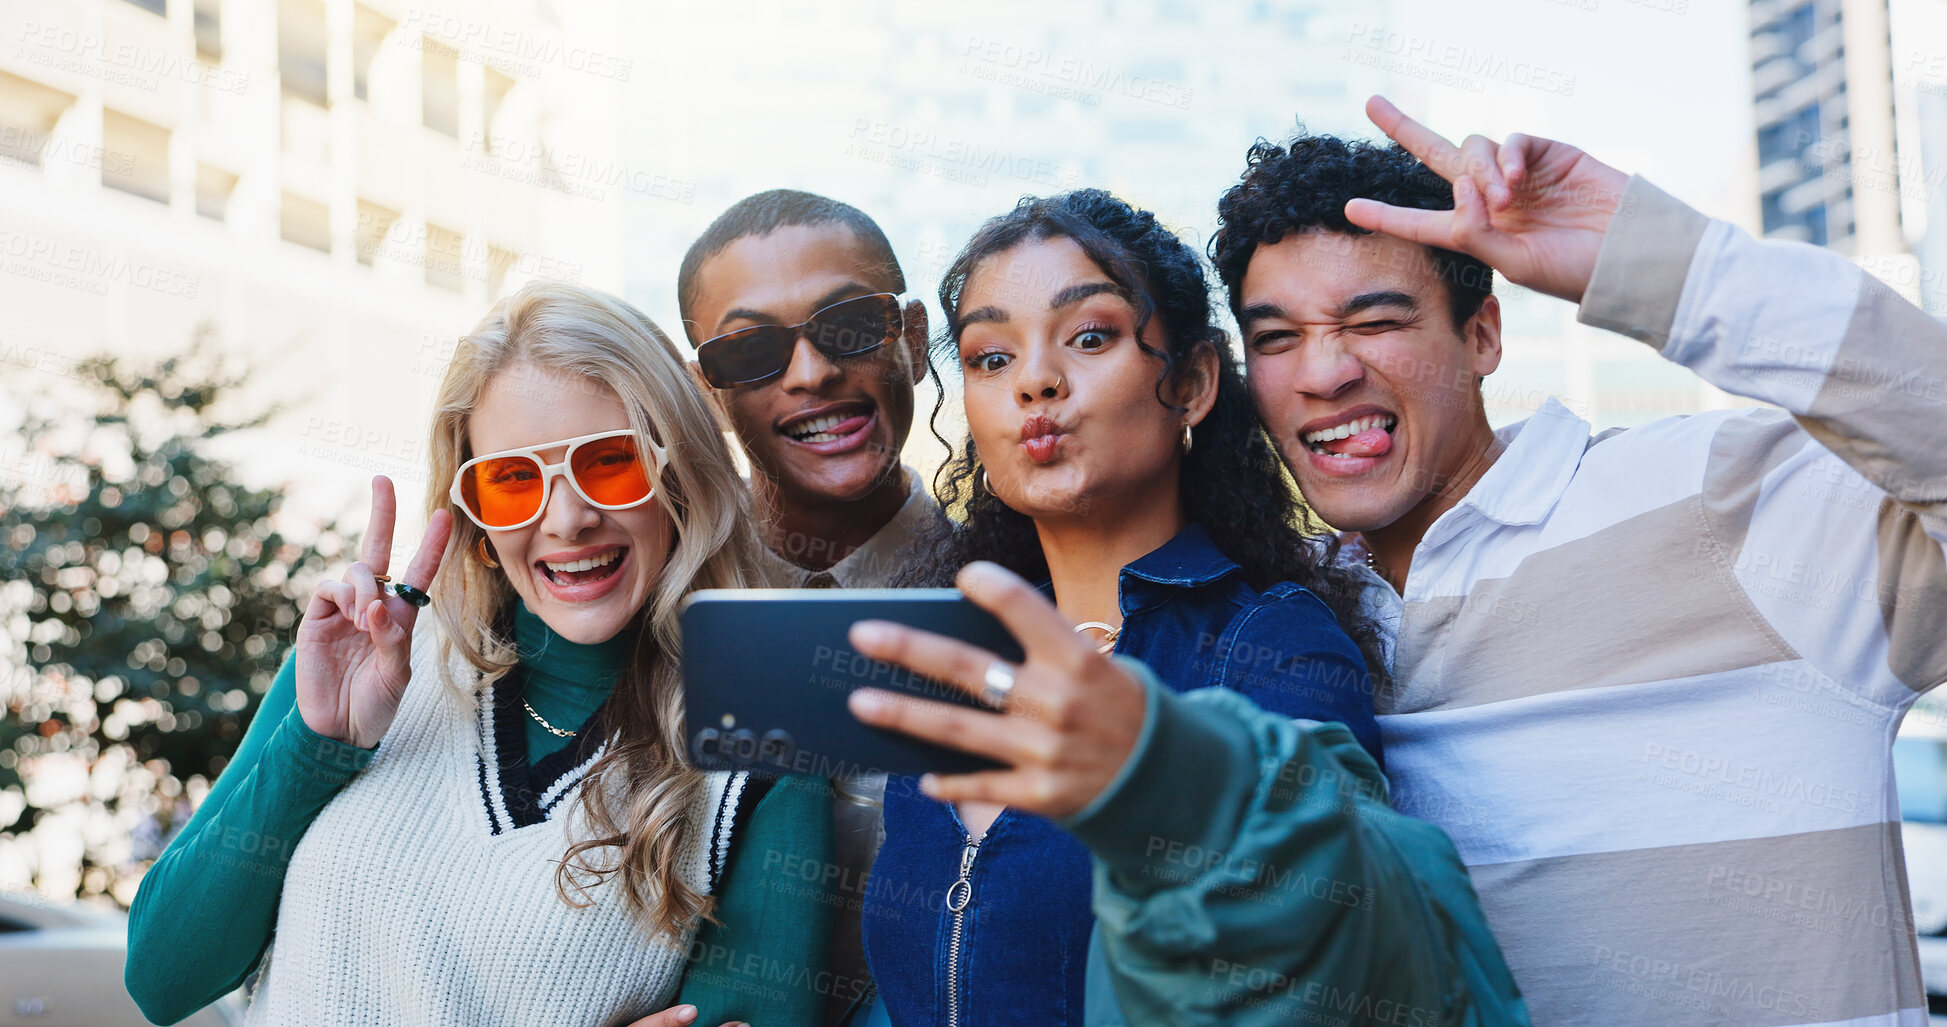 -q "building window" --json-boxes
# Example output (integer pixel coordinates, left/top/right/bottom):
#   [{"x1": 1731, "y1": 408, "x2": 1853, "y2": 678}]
[
  {"x1": 196, "y1": 165, "x2": 236, "y2": 220},
  {"x1": 482, "y1": 70, "x2": 516, "y2": 150},
  {"x1": 425, "y1": 223, "x2": 465, "y2": 290},
  {"x1": 102, "y1": 109, "x2": 172, "y2": 205},
  {"x1": 279, "y1": 0, "x2": 329, "y2": 107},
  {"x1": 354, "y1": 200, "x2": 398, "y2": 265},
  {"x1": 422, "y1": 40, "x2": 460, "y2": 138},
  {"x1": 352, "y1": 5, "x2": 394, "y2": 102},
  {"x1": 194, "y1": 0, "x2": 222, "y2": 60},
  {"x1": 486, "y1": 244, "x2": 518, "y2": 297},
  {"x1": 0, "y1": 70, "x2": 76, "y2": 170},
  {"x1": 281, "y1": 192, "x2": 332, "y2": 253}
]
